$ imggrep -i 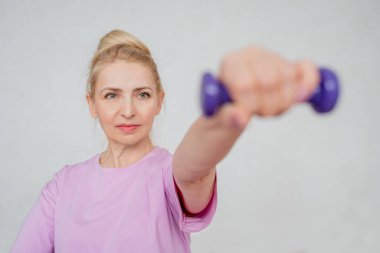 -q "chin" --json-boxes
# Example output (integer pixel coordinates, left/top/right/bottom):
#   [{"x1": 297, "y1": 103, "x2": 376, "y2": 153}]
[{"x1": 112, "y1": 133, "x2": 149, "y2": 146}]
